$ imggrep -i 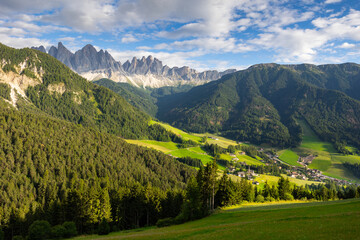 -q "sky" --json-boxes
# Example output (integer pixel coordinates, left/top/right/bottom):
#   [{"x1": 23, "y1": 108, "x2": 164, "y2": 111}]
[{"x1": 0, "y1": 0, "x2": 360, "y2": 71}]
